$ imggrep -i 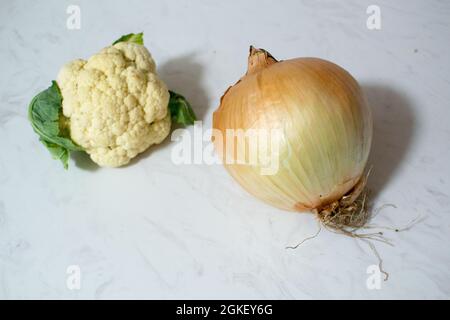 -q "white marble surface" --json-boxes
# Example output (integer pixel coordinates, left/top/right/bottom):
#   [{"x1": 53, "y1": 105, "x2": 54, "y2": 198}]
[{"x1": 1, "y1": 0, "x2": 449, "y2": 299}]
